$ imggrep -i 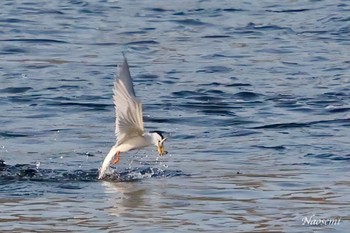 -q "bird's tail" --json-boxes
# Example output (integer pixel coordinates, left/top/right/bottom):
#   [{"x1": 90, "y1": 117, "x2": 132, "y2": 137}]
[{"x1": 98, "y1": 146, "x2": 119, "y2": 179}]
